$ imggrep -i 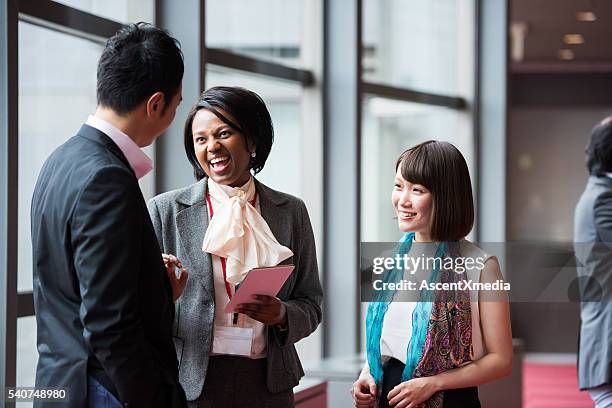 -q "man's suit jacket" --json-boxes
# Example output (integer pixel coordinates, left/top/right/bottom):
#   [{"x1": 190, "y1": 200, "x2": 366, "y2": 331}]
[
  {"x1": 31, "y1": 124, "x2": 186, "y2": 407},
  {"x1": 147, "y1": 178, "x2": 323, "y2": 401},
  {"x1": 574, "y1": 175, "x2": 612, "y2": 390}
]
